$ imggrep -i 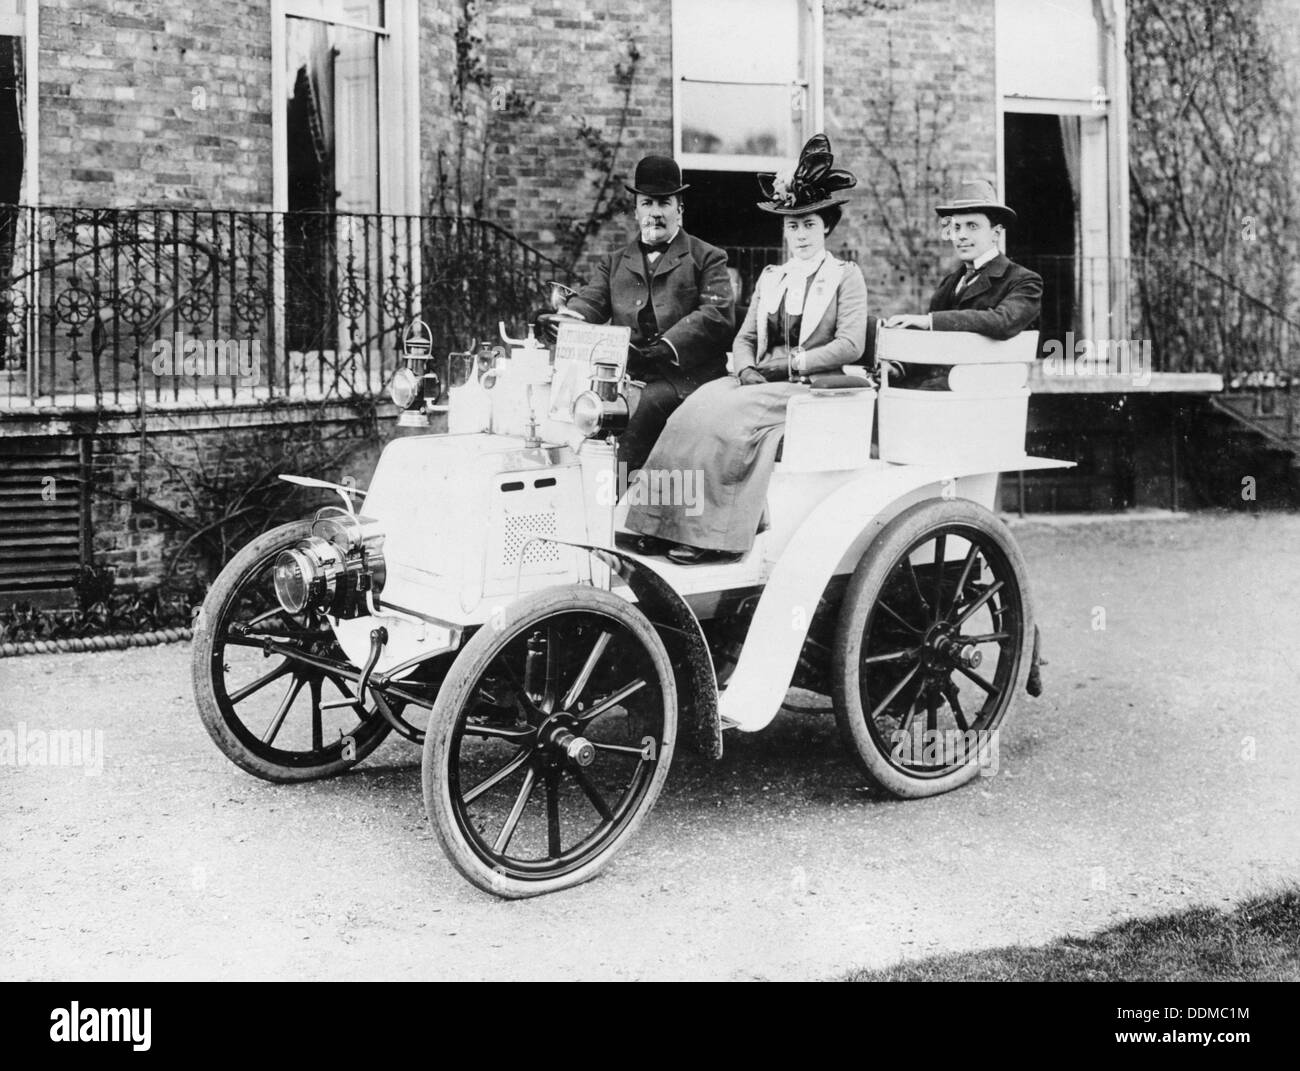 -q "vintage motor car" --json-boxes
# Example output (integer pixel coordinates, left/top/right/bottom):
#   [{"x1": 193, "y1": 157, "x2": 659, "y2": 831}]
[{"x1": 192, "y1": 314, "x2": 1072, "y2": 898}]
